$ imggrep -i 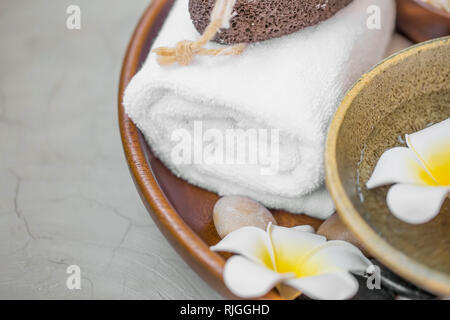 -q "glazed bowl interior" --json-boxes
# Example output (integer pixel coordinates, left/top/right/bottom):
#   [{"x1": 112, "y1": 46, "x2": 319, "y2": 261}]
[{"x1": 326, "y1": 37, "x2": 450, "y2": 296}]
